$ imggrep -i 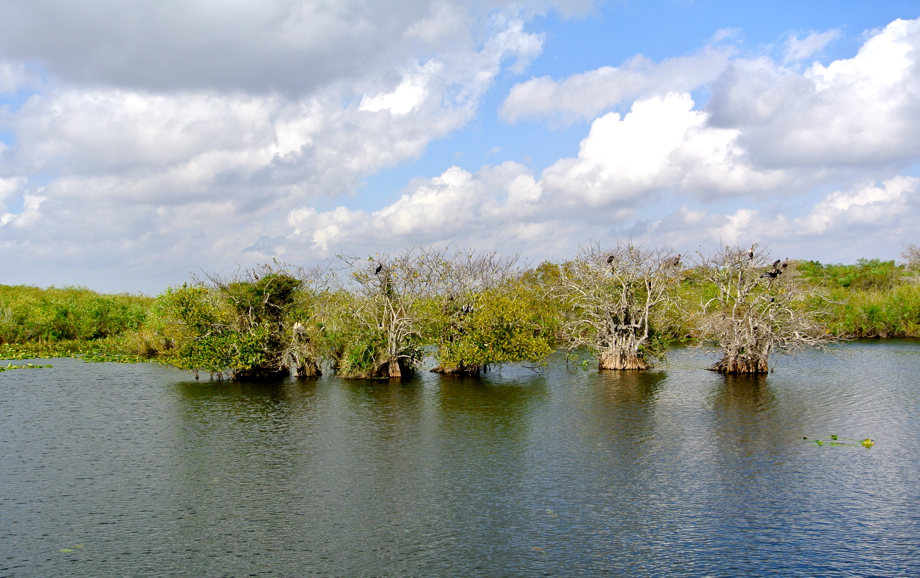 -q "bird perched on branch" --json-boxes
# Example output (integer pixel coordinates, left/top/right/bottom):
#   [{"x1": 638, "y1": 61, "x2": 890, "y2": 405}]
[
  {"x1": 772, "y1": 259, "x2": 781, "y2": 269},
  {"x1": 606, "y1": 255, "x2": 614, "y2": 264},
  {"x1": 375, "y1": 264, "x2": 383, "y2": 275},
  {"x1": 748, "y1": 245, "x2": 755, "y2": 260},
  {"x1": 663, "y1": 254, "x2": 682, "y2": 268},
  {"x1": 761, "y1": 269, "x2": 780, "y2": 279},
  {"x1": 781, "y1": 258, "x2": 788, "y2": 270}
]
